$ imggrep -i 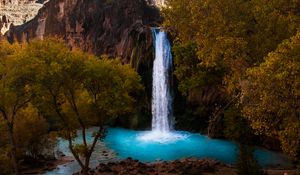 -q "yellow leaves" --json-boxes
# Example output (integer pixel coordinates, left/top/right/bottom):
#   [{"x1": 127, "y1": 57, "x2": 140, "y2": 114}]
[
  {"x1": 84, "y1": 58, "x2": 141, "y2": 118},
  {"x1": 242, "y1": 32, "x2": 300, "y2": 158},
  {"x1": 278, "y1": 121, "x2": 300, "y2": 158},
  {"x1": 13, "y1": 103, "x2": 51, "y2": 157},
  {"x1": 73, "y1": 144, "x2": 89, "y2": 158}
]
